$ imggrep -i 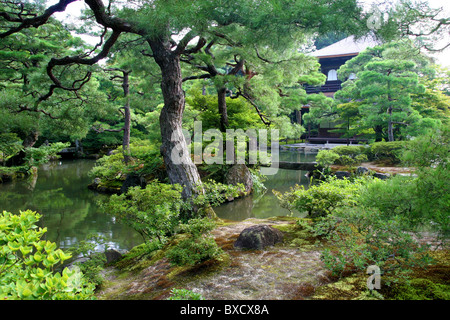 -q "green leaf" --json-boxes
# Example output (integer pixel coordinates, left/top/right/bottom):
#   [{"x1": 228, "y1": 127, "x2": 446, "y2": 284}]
[
  {"x1": 33, "y1": 252, "x2": 43, "y2": 263},
  {"x1": 8, "y1": 242, "x2": 20, "y2": 251},
  {"x1": 19, "y1": 246, "x2": 32, "y2": 256}
]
